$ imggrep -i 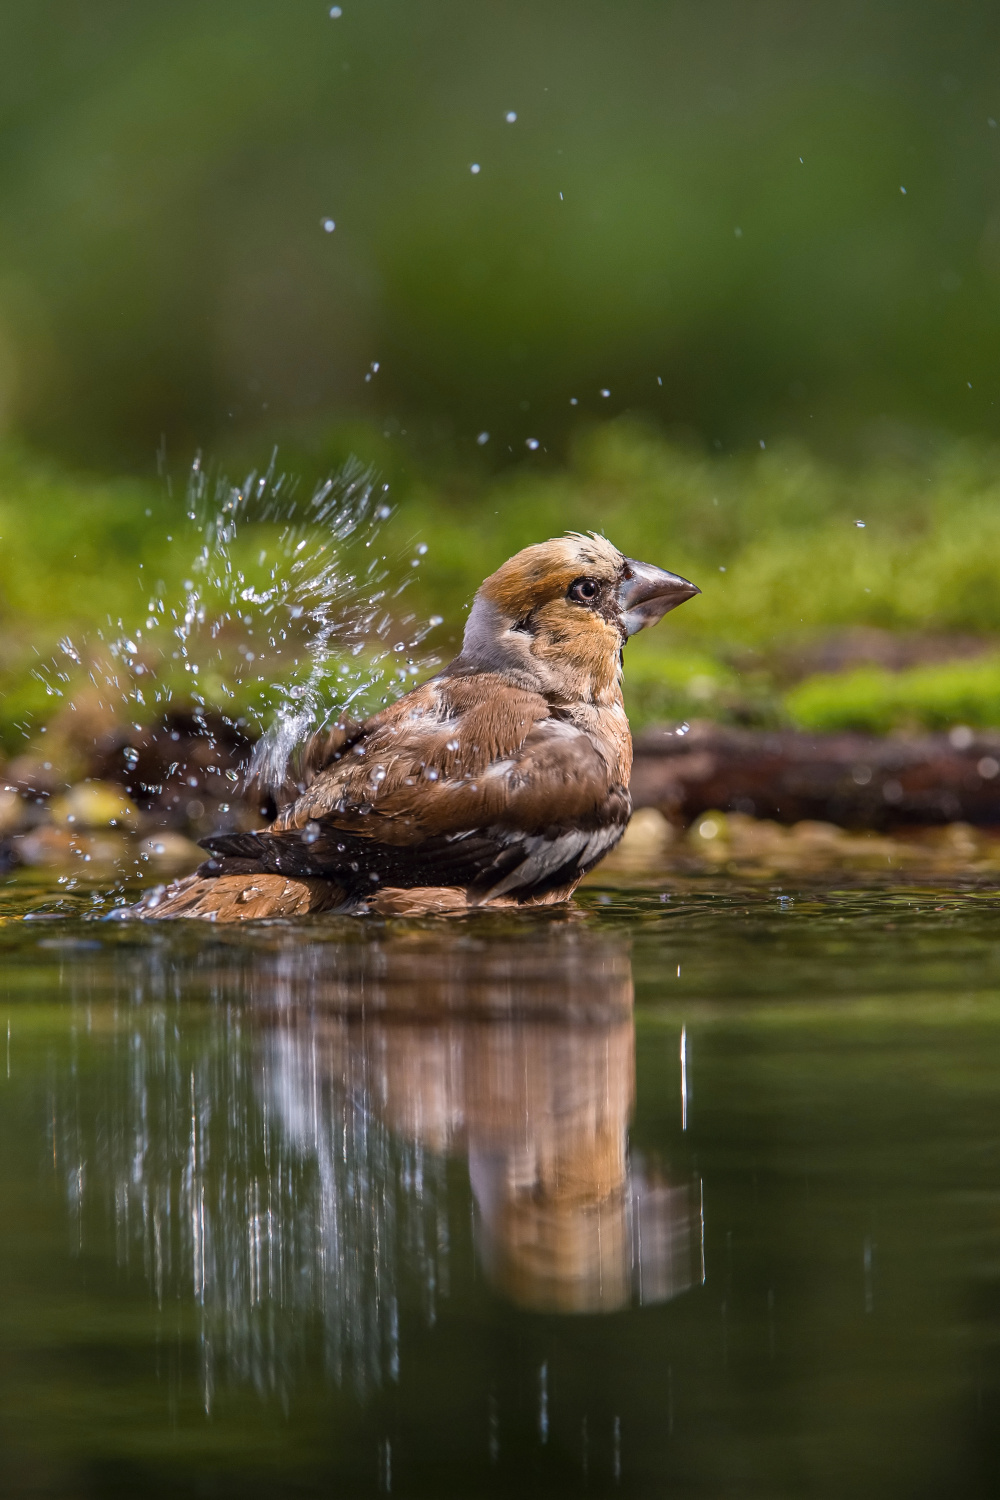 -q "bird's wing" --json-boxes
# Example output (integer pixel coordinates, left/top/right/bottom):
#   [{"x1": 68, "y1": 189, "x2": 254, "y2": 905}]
[
  {"x1": 202, "y1": 673, "x2": 629, "y2": 900},
  {"x1": 274, "y1": 674, "x2": 554, "y2": 838}
]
